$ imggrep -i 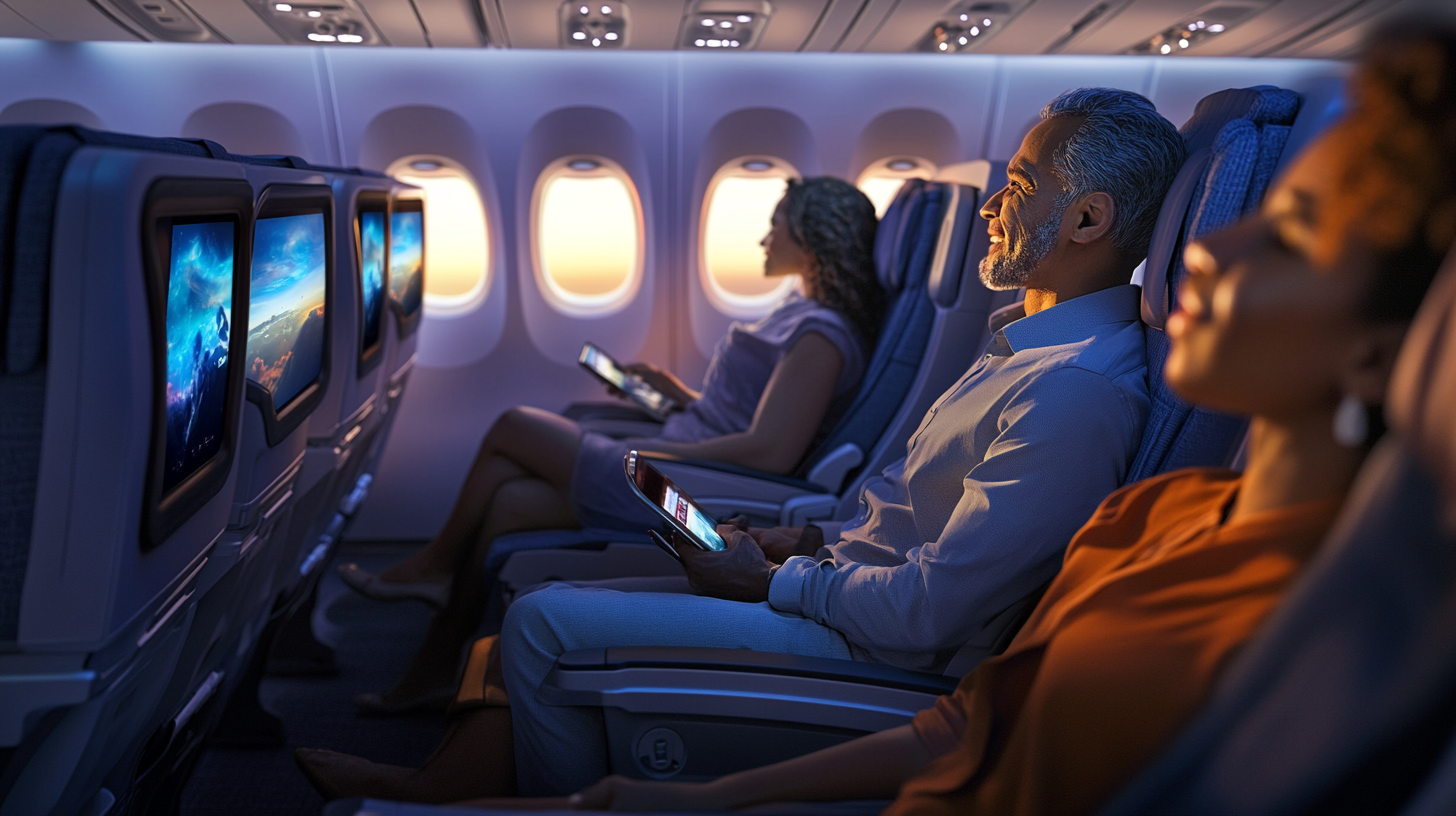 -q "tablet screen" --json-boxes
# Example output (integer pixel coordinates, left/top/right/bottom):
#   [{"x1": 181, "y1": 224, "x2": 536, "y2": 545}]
[
  {"x1": 661, "y1": 484, "x2": 726, "y2": 551},
  {"x1": 582, "y1": 344, "x2": 628, "y2": 389}
]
